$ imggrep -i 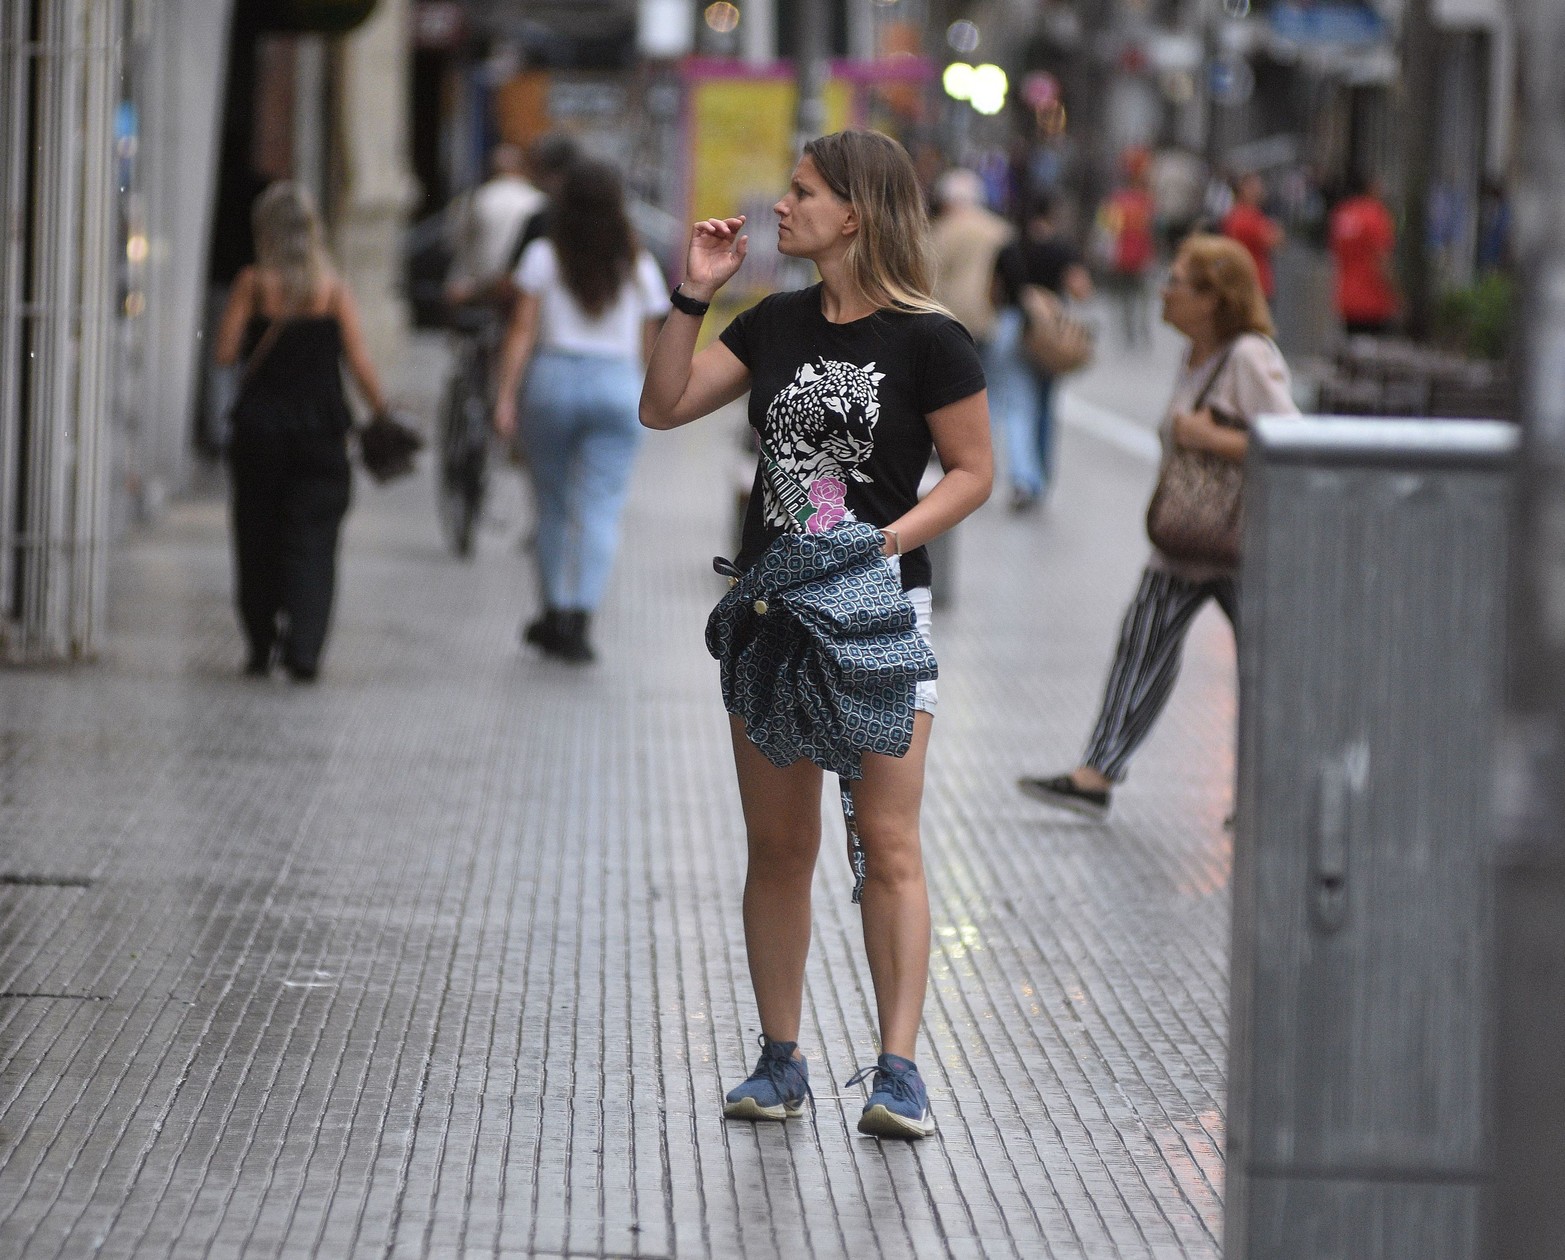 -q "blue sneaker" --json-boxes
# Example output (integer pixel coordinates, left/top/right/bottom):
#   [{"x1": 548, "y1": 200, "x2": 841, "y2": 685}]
[
  {"x1": 723, "y1": 1035, "x2": 811, "y2": 1121},
  {"x1": 844, "y1": 1053, "x2": 935, "y2": 1139}
]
